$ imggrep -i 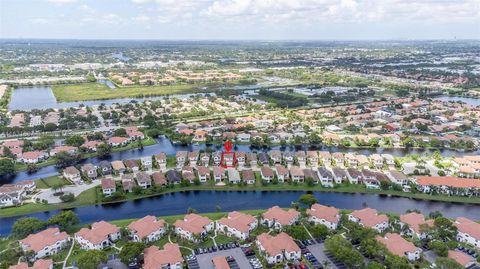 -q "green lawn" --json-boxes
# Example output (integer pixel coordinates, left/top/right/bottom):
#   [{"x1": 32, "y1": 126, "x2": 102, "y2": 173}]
[
  {"x1": 52, "y1": 82, "x2": 227, "y2": 102},
  {"x1": 35, "y1": 176, "x2": 71, "y2": 189}
]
